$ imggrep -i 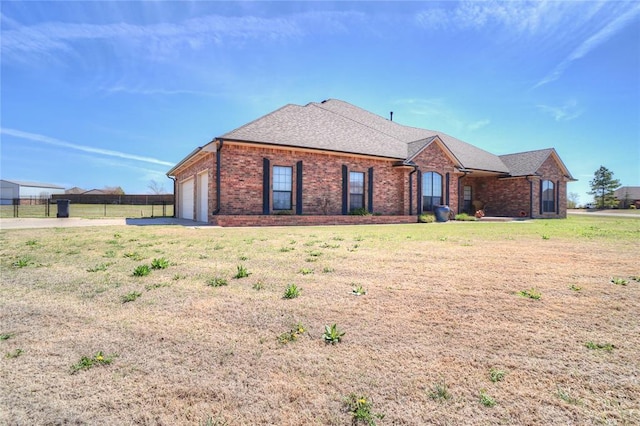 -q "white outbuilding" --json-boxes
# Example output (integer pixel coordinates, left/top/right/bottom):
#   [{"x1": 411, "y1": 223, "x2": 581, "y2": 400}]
[{"x1": 0, "y1": 179, "x2": 66, "y2": 205}]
